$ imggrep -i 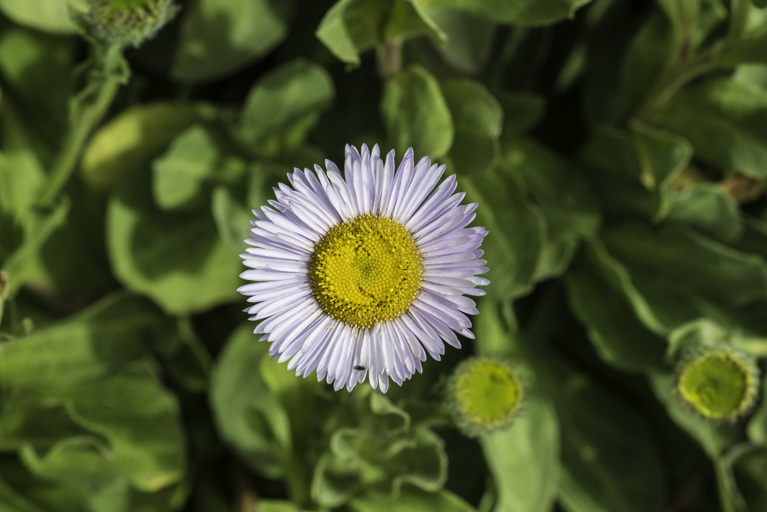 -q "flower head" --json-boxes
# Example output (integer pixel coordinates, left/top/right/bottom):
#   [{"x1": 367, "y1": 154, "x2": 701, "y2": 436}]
[
  {"x1": 675, "y1": 346, "x2": 759, "y2": 421},
  {"x1": 238, "y1": 144, "x2": 488, "y2": 392},
  {"x1": 447, "y1": 356, "x2": 524, "y2": 436},
  {"x1": 74, "y1": 0, "x2": 179, "y2": 48}
]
